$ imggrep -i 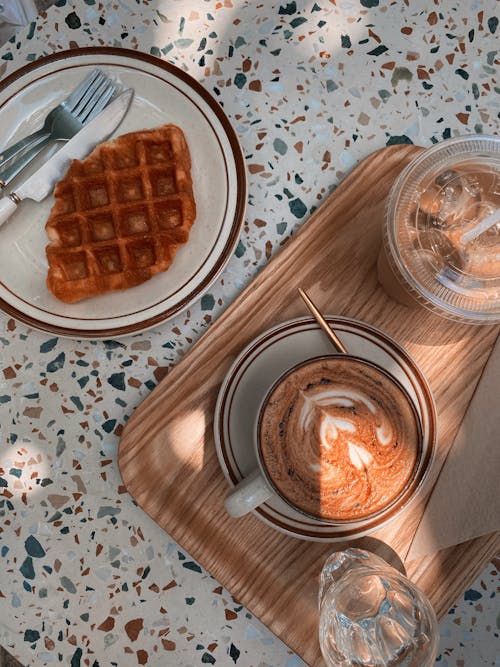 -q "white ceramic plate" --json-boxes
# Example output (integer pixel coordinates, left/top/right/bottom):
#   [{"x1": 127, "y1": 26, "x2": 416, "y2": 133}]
[
  {"x1": 0, "y1": 48, "x2": 246, "y2": 338},
  {"x1": 214, "y1": 317, "x2": 437, "y2": 542}
]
